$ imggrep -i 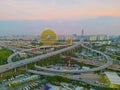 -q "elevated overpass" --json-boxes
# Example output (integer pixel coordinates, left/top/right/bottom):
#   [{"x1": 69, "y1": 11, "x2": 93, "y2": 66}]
[
  {"x1": 0, "y1": 42, "x2": 81, "y2": 73},
  {"x1": 26, "y1": 69, "x2": 108, "y2": 88},
  {"x1": 7, "y1": 46, "x2": 53, "y2": 63},
  {"x1": 0, "y1": 41, "x2": 113, "y2": 74},
  {"x1": 32, "y1": 45, "x2": 113, "y2": 73}
]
